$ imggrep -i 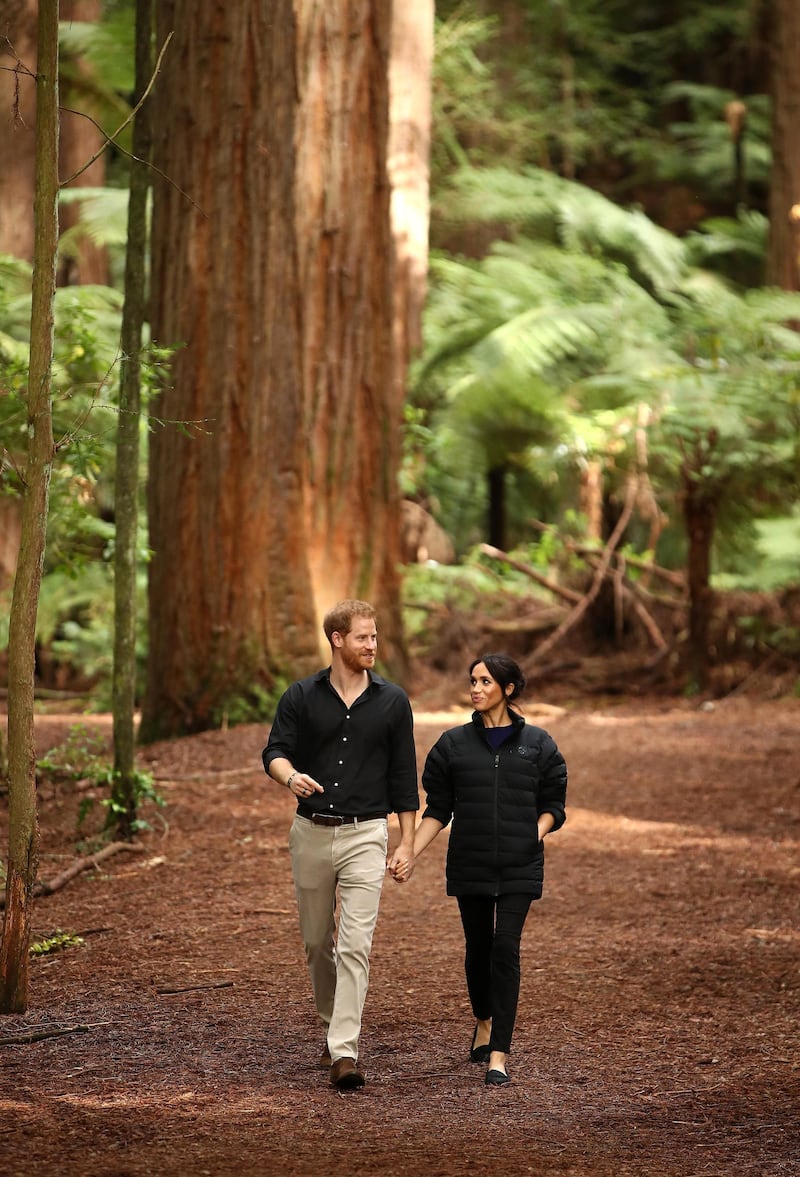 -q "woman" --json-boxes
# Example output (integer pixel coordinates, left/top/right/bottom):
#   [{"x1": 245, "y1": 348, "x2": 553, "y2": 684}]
[{"x1": 408, "y1": 653, "x2": 567, "y2": 1086}]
